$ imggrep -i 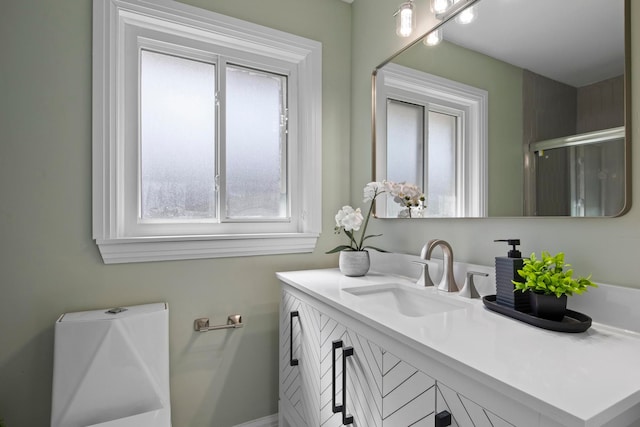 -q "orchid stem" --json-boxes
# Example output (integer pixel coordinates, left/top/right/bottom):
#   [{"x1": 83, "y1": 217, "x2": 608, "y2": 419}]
[{"x1": 357, "y1": 189, "x2": 378, "y2": 250}]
